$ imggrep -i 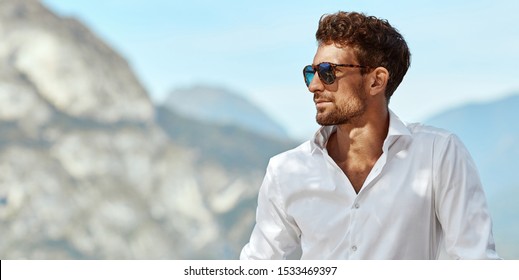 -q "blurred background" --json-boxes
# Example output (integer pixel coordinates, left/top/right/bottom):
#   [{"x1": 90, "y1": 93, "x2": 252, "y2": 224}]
[{"x1": 0, "y1": 0, "x2": 517, "y2": 259}]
